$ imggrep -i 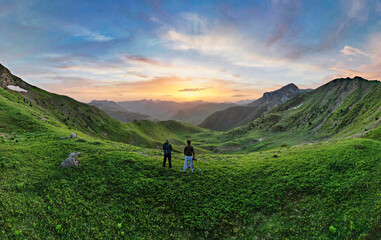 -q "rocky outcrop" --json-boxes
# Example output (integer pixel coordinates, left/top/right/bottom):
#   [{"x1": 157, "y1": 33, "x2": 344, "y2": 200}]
[
  {"x1": 59, "y1": 152, "x2": 81, "y2": 168},
  {"x1": 247, "y1": 84, "x2": 300, "y2": 108},
  {"x1": 0, "y1": 64, "x2": 31, "y2": 90}
]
